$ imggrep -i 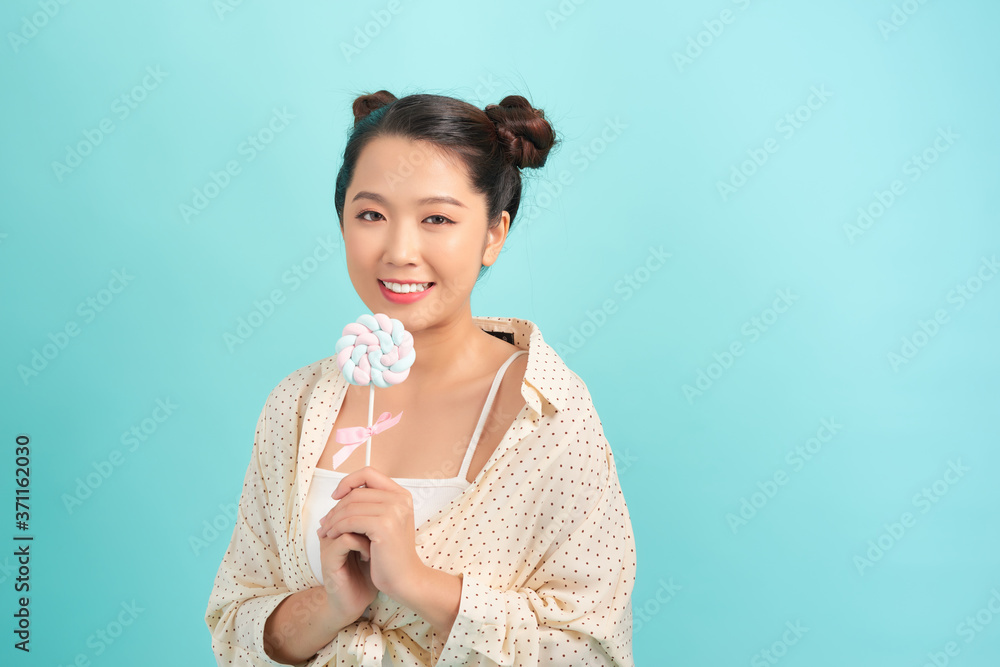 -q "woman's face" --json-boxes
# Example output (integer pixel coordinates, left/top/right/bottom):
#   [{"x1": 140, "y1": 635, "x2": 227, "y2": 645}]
[{"x1": 341, "y1": 135, "x2": 508, "y2": 332}]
